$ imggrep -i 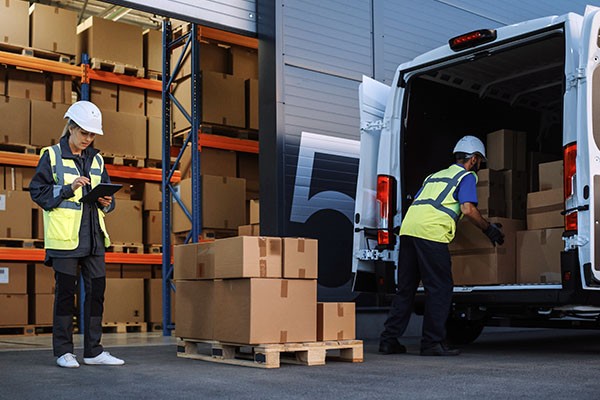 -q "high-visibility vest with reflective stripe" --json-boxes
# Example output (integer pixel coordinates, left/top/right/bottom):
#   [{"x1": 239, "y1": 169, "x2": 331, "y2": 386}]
[
  {"x1": 399, "y1": 164, "x2": 477, "y2": 243},
  {"x1": 41, "y1": 144, "x2": 111, "y2": 250}
]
